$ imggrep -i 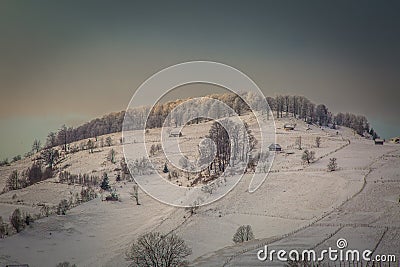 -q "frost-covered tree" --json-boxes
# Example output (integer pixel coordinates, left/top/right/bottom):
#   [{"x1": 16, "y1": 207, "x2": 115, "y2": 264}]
[
  {"x1": 301, "y1": 150, "x2": 315, "y2": 164},
  {"x1": 41, "y1": 148, "x2": 59, "y2": 169},
  {"x1": 131, "y1": 184, "x2": 140, "y2": 205},
  {"x1": 315, "y1": 136, "x2": 321, "y2": 148},
  {"x1": 87, "y1": 139, "x2": 95, "y2": 153},
  {"x1": 233, "y1": 225, "x2": 254, "y2": 243},
  {"x1": 32, "y1": 139, "x2": 41, "y2": 153},
  {"x1": 126, "y1": 232, "x2": 191, "y2": 267}
]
